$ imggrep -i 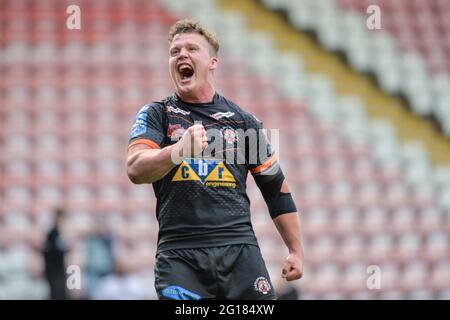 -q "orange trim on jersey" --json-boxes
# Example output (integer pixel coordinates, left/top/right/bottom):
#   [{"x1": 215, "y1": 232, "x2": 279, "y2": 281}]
[
  {"x1": 128, "y1": 138, "x2": 161, "y2": 150},
  {"x1": 250, "y1": 154, "x2": 277, "y2": 174}
]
